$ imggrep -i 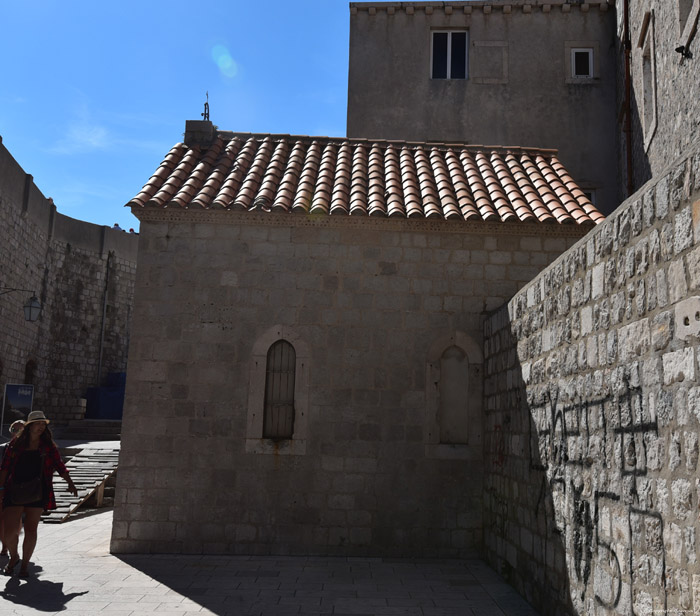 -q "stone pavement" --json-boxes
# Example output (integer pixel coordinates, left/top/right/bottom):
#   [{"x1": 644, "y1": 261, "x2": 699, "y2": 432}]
[{"x1": 0, "y1": 510, "x2": 540, "y2": 616}]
